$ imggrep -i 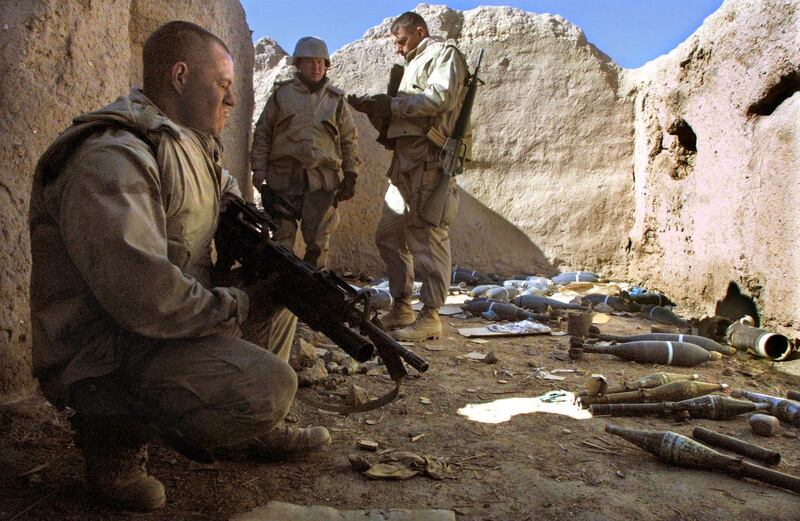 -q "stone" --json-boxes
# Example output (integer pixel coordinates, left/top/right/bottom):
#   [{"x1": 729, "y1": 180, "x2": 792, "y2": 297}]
[{"x1": 749, "y1": 414, "x2": 781, "y2": 437}]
